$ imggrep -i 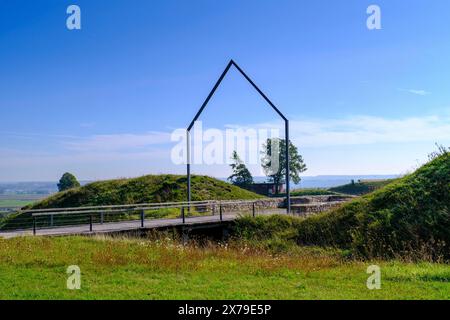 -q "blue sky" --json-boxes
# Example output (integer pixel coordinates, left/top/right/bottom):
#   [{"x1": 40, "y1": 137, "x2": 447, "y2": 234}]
[{"x1": 1, "y1": 0, "x2": 449, "y2": 181}]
